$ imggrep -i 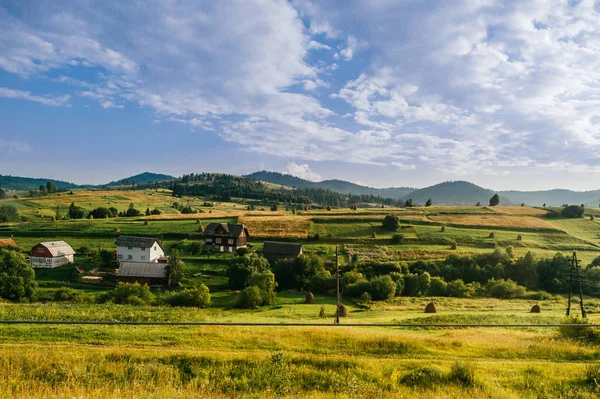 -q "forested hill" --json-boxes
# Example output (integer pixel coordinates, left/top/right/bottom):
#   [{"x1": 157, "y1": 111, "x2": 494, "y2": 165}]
[
  {"x1": 246, "y1": 171, "x2": 415, "y2": 199},
  {"x1": 401, "y1": 181, "x2": 511, "y2": 206},
  {"x1": 499, "y1": 189, "x2": 600, "y2": 207},
  {"x1": 0, "y1": 175, "x2": 78, "y2": 191},
  {"x1": 104, "y1": 172, "x2": 176, "y2": 186}
]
